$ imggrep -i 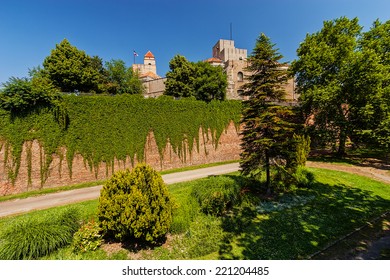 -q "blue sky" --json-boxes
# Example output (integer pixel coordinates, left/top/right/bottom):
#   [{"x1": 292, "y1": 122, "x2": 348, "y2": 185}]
[{"x1": 1, "y1": 0, "x2": 390, "y2": 84}]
